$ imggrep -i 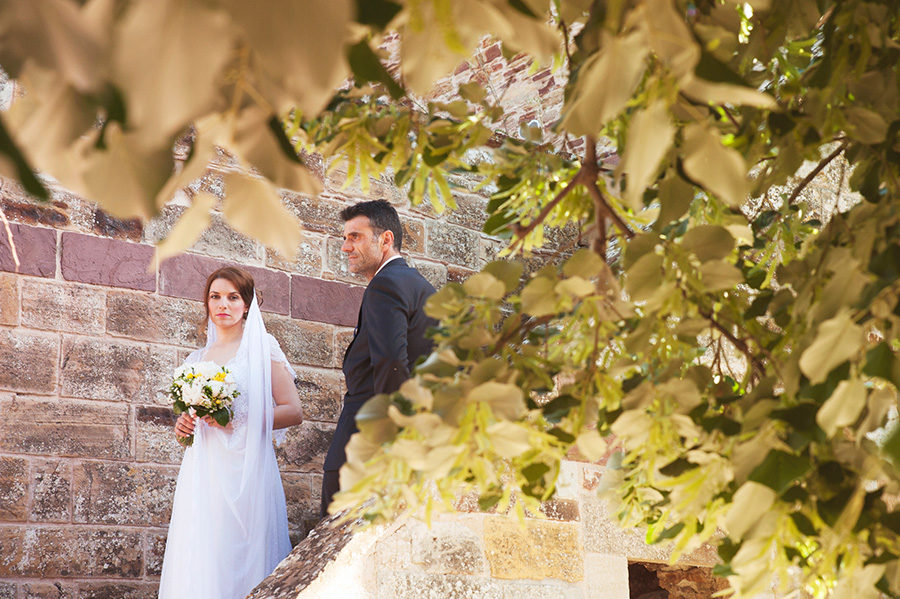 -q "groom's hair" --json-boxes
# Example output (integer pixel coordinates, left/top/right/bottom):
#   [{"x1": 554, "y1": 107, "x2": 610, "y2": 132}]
[{"x1": 340, "y1": 199, "x2": 403, "y2": 251}]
